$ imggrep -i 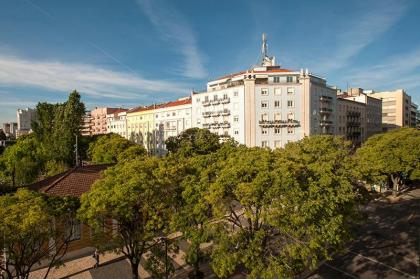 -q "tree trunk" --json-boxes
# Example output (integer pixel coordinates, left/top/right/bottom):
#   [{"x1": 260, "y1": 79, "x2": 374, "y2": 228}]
[
  {"x1": 130, "y1": 261, "x2": 139, "y2": 279},
  {"x1": 390, "y1": 174, "x2": 400, "y2": 196}
]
